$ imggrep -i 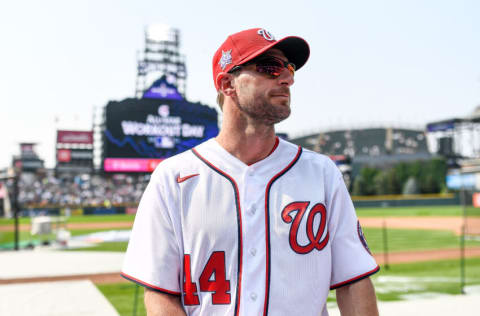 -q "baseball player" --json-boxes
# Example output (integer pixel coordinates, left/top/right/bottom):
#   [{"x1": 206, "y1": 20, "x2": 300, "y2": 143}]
[{"x1": 122, "y1": 28, "x2": 379, "y2": 316}]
